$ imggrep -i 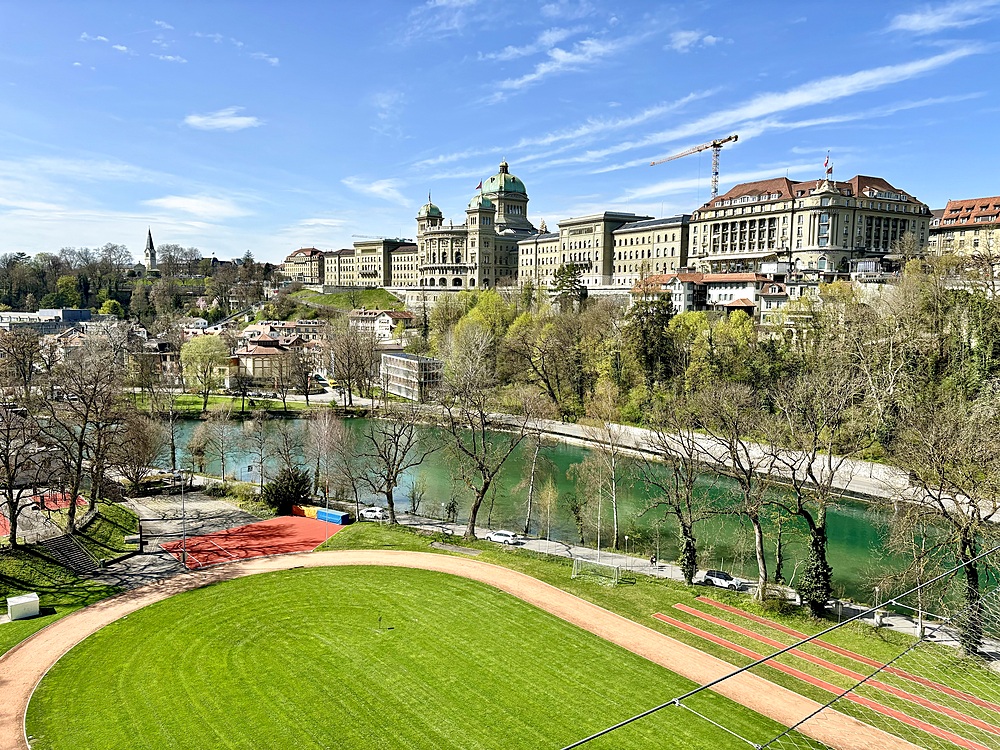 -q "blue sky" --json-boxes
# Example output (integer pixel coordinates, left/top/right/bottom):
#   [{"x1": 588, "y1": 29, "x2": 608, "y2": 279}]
[{"x1": 1, "y1": 0, "x2": 998, "y2": 265}]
